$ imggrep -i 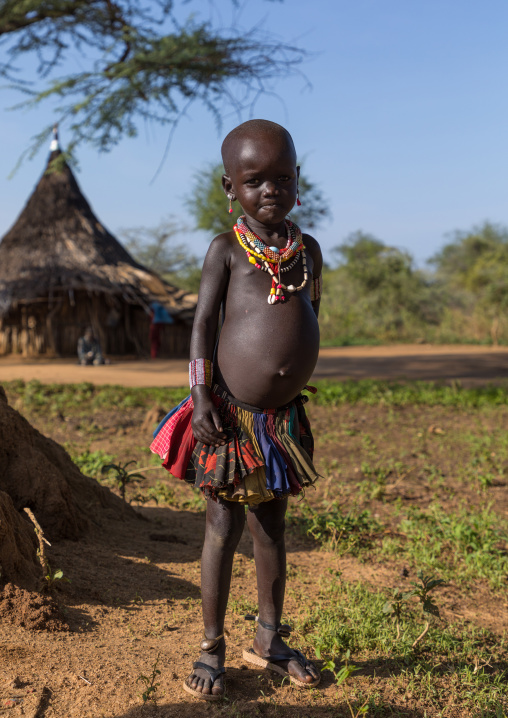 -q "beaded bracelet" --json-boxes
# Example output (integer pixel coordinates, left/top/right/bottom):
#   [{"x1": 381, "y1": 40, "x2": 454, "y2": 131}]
[
  {"x1": 189, "y1": 358, "x2": 213, "y2": 388},
  {"x1": 310, "y1": 275, "x2": 323, "y2": 301}
]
